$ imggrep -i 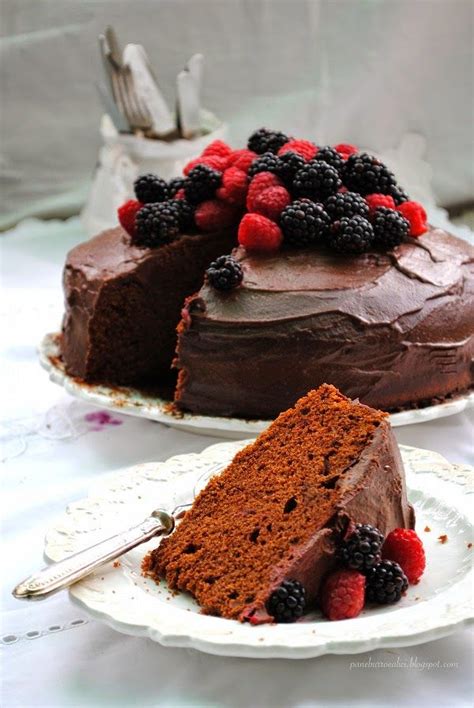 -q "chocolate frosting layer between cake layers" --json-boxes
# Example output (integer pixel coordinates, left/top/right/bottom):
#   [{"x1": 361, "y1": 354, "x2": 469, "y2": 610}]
[{"x1": 175, "y1": 228, "x2": 474, "y2": 416}]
